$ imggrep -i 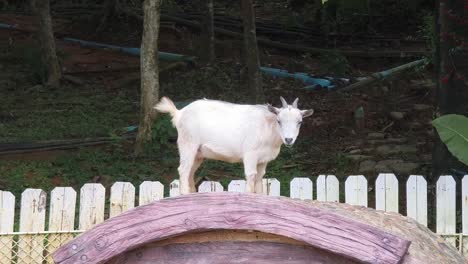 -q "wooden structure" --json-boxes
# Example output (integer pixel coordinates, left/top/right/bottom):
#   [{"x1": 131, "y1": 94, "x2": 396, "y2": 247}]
[{"x1": 53, "y1": 192, "x2": 411, "y2": 264}]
